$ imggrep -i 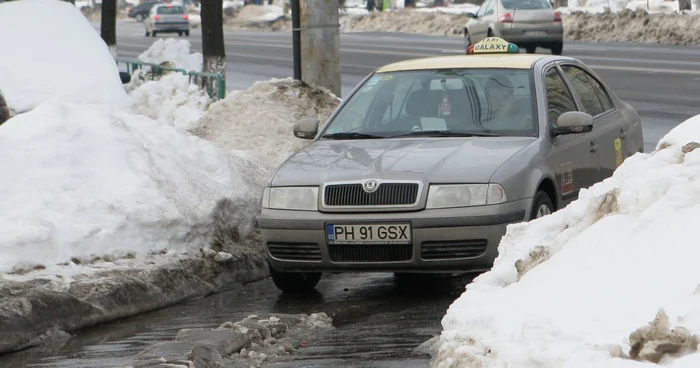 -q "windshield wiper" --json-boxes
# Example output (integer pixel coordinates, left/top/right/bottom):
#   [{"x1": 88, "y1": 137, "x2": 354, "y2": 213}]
[
  {"x1": 321, "y1": 132, "x2": 386, "y2": 140},
  {"x1": 389, "y1": 130, "x2": 501, "y2": 138}
]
